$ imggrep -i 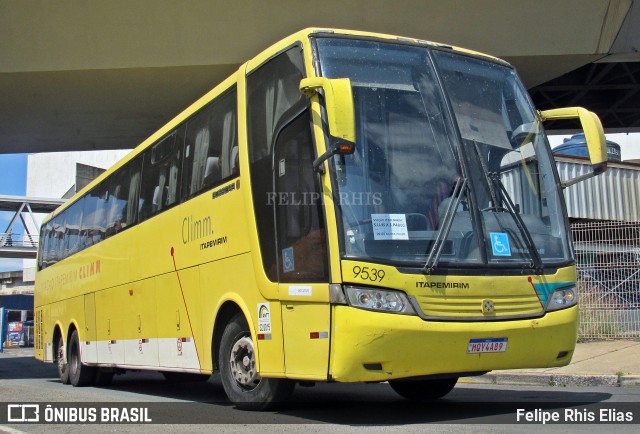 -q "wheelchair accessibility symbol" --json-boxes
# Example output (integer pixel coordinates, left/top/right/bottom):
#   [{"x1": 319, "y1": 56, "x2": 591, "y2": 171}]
[
  {"x1": 282, "y1": 247, "x2": 295, "y2": 273},
  {"x1": 490, "y1": 232, "x2": 512, "y2": 256}
]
